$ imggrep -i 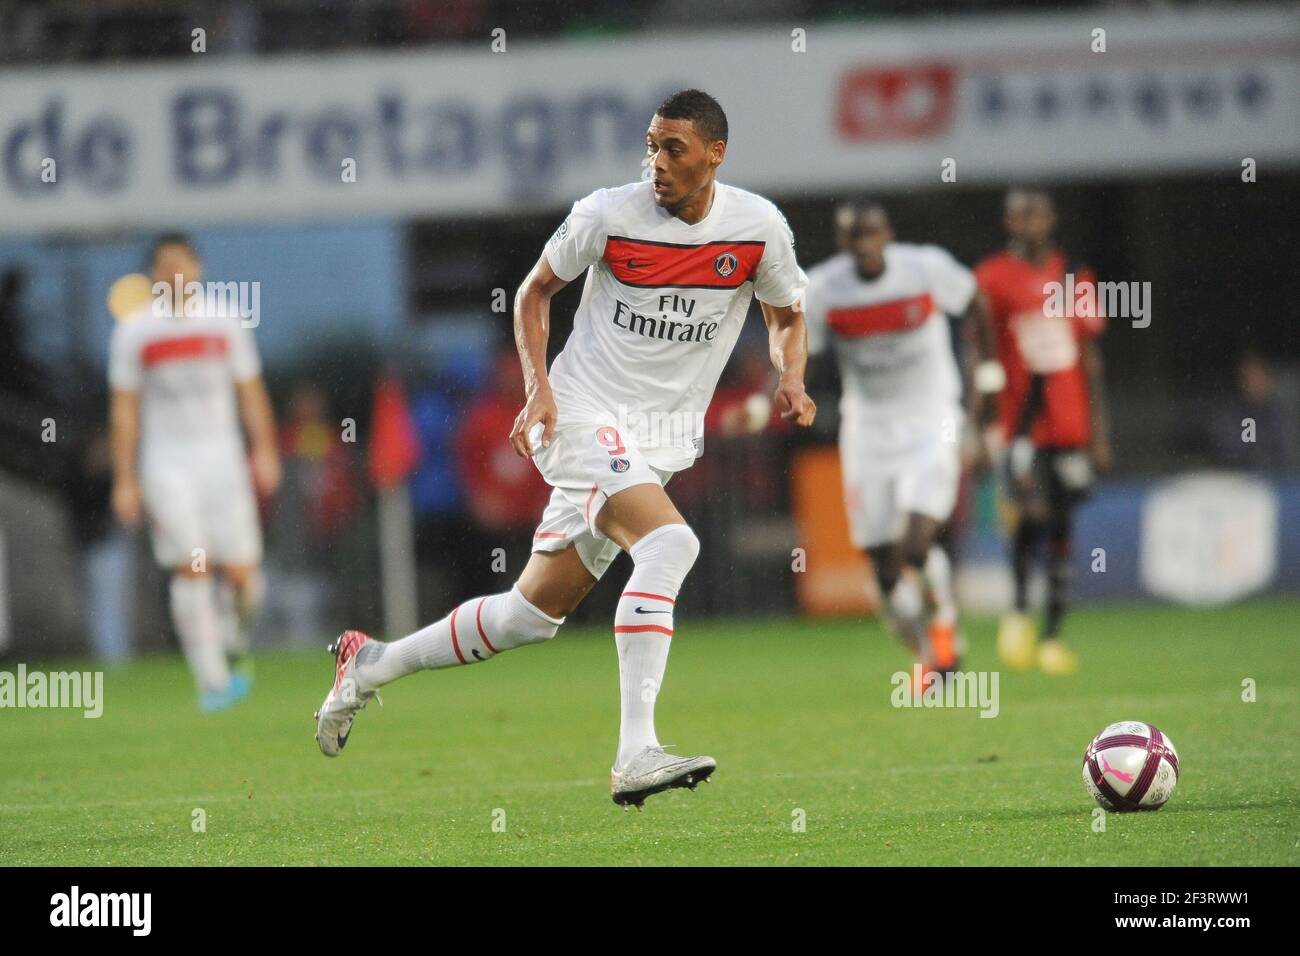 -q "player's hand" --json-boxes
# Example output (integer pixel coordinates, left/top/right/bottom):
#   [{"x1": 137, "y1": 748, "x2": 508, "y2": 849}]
[
  {"x1": 773, "y1": 380, "x2": 816, "y2": 427},
  {"x1": 1090, "y1": 435, "x2": 1114, "y2": 474},
  {"x1": 251, "y1": 444, "x2": 282, "y2": 496},
  {"x1": 112, "y1": 479, "x2": 143, "y2": 528},
  {"x1": 510, "y1": 385, "x2": 558, "y2": 458}
]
